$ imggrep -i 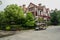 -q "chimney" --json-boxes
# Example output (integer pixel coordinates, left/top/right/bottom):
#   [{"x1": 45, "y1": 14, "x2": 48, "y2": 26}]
[
  {"x1": 23, "y1": 4, "x2": 26, "y2": 8},
  {"x1": 38, "y1": 3, "x2": 41, "y2": 6},
  {"x1": 30, "y1": 2, "x2": 32, "y2": 4}
]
